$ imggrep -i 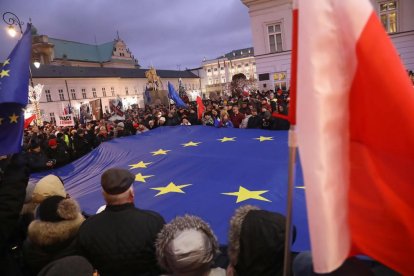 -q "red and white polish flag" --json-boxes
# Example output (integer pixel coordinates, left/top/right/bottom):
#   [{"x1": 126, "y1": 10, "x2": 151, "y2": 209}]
[{"x1": 294, "y1": 0, "x2": 414, "y2": 274}]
